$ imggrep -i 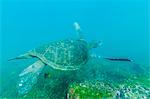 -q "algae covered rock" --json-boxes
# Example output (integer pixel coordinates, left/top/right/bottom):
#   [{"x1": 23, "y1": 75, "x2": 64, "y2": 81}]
[
  {"x1": 67, "y1": 81, "x2": 114, "y2": 99},
  {"x1": 67, "y1": 73, "x2": 150, "y2": 99}
]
